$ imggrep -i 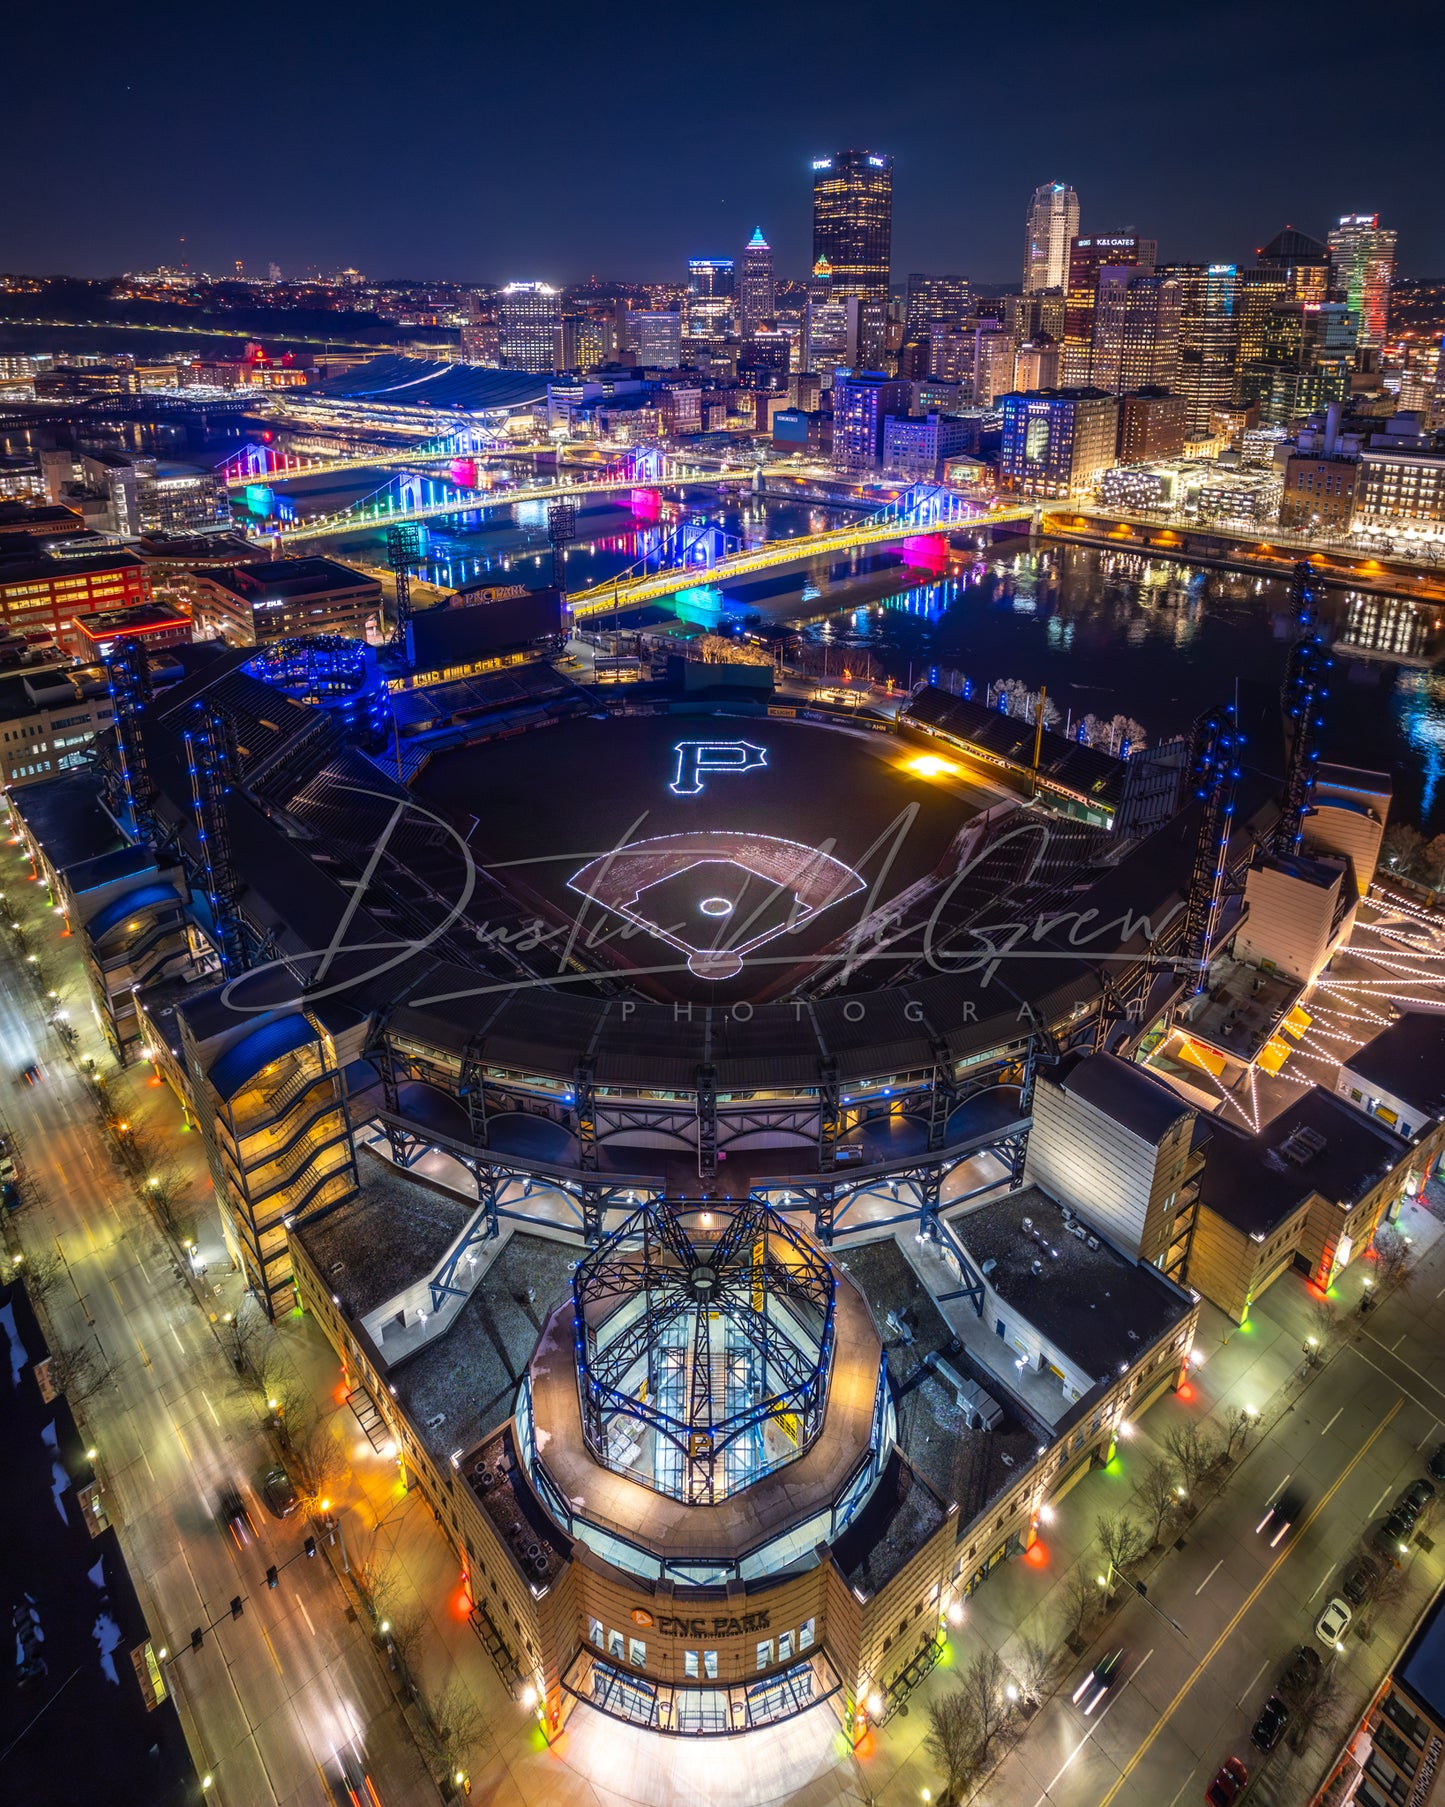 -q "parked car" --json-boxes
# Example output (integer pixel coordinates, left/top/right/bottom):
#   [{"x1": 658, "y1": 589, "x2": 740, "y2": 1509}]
[
  {"x1": 1427, "y1": 1443, "x2": 1445, "y2": 1482},
  {"x1": 1404, "y1": 1478, "x2": 1437, "y2": 1515},
  {"x1": 1206, "y1": 1757, "x2": 1249, "y2": 1806},
  {"x1": 262, "y1": 1466, "x2": 299, "y2": 1518},
  {"x1": 1251, "y1": 1695, "x2": 1289, "y2": 1753},
  {"x1": 1341, "y1": 1555, "x2": 1382, "y2": 1605},
  {"x1": 1071, "y1": 1648, "x2": 1126, "y2": 1715},
  {"x1": 1373, "y1": 1511, "x2": 1415, "y2": 1558},
  {"x1": 1280, "y1": 1645, "x2": 1322, "y2": 1697},
  {"x1": 1390, "y1": 1492, "x2": 1421, "y2": 1529},
  {"x1": 1316, "y1": 1596, "x2": 1353, "y2": 1648}
]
